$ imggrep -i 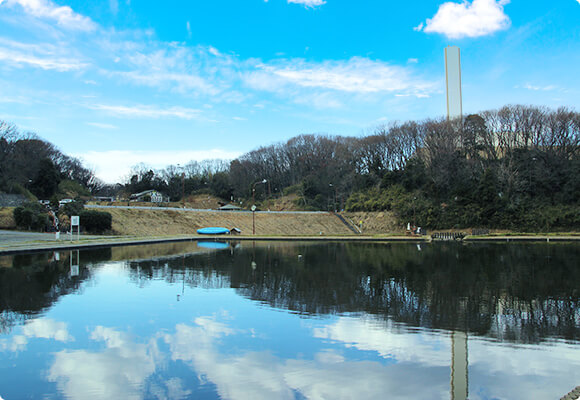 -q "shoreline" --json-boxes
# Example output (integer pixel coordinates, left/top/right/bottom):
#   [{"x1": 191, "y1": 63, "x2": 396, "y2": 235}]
[{"x1": 1, "y1": 233, "x2": 579, "y2": 255}]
